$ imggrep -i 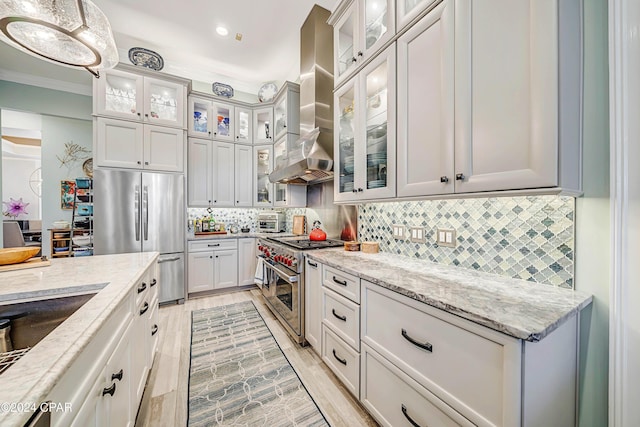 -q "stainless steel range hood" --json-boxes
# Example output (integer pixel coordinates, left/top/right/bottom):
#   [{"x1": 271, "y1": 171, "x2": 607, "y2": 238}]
[{"x1": 269, "y1": 5, "x2": 334, "y2": 185}]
